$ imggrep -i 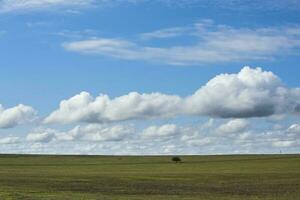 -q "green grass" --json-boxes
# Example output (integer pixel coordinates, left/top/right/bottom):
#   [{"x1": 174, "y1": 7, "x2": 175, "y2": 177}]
[{"x1": 0, "y1": 154, "x2": 299, "y2": 200}]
